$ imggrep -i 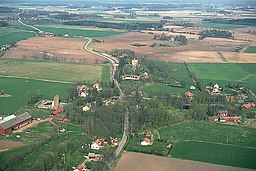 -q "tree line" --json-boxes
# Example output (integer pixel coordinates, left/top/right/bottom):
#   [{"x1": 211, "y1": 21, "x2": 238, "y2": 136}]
[
  {"x1": 199, "y1": 29, "x2": 233, "y2": 40},
  {"x1": 63, "y1": 20, "x2": 164, "y2": 30},
  {"x1": 203, "y1": 18, "x2": 256, "y2": 26}
]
